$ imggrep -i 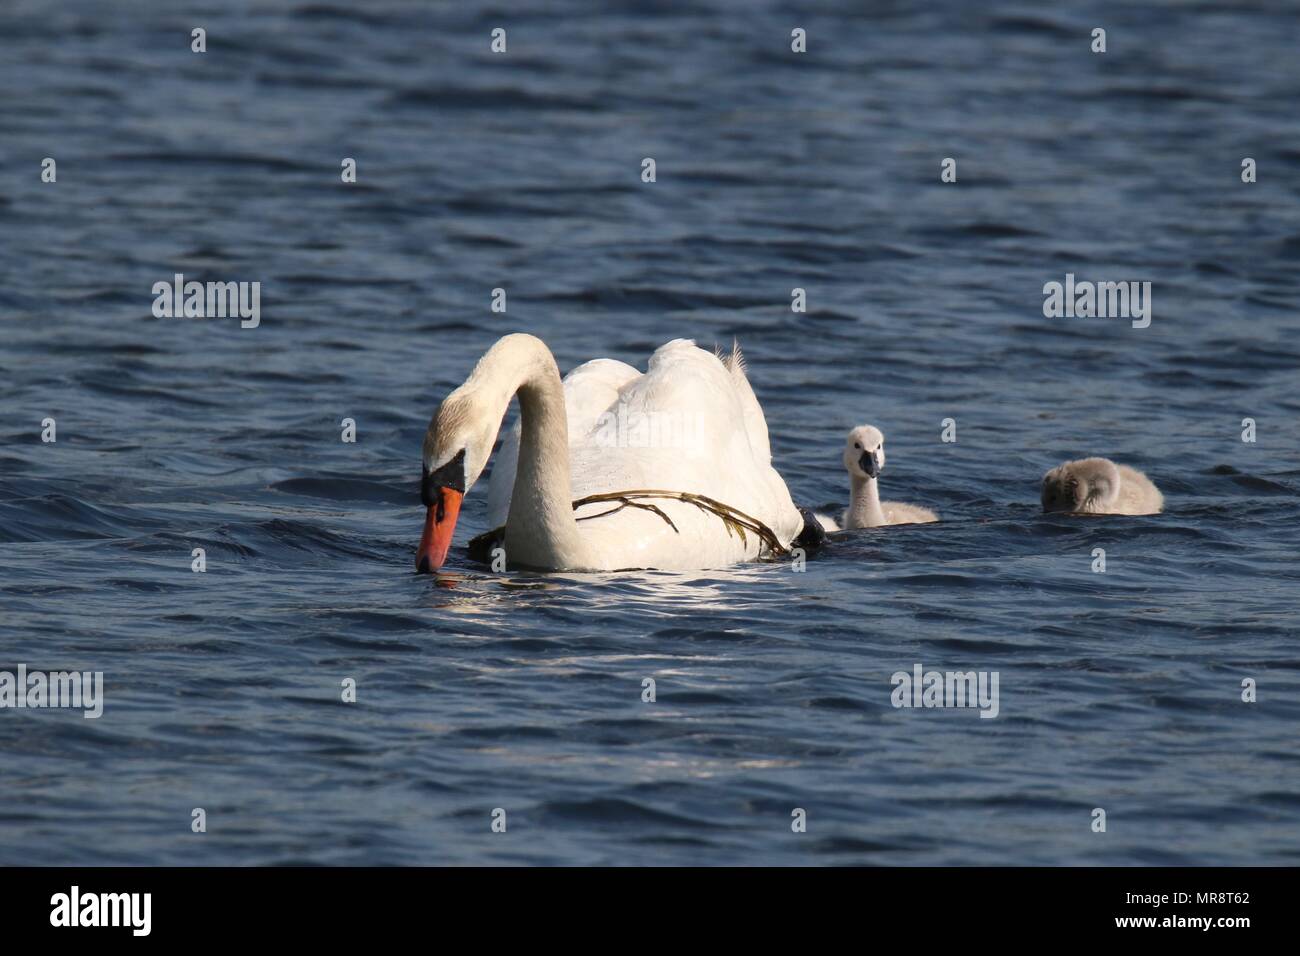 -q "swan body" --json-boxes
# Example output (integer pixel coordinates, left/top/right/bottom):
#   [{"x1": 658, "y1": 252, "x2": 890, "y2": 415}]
[
  {"x1": 1041, "y1": 458, "x2": 1163, "y2": 515},
  {"x1": 417, "y1": 334, "x2": 803, "y2": 572},
  {"x1": 816, "y1": 425, "x2": 939, "y2": 531}
]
